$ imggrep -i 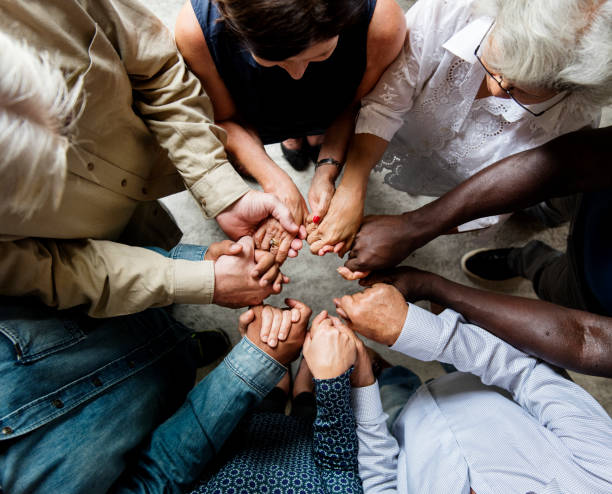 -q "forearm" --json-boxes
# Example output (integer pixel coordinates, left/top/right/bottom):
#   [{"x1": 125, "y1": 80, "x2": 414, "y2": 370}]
[
  {"x1": 337, "y1": 133, "x2": 389, "y2": 198},
  {"x1": 404, "y1": 126, "x2": 612, "y2": 244},
  {"x1": 0, "y1": 239, "x2": 214, "y2": 317},
  {"x1": 351, "y1": 383, "x2": 399, "y2": 494},
  {"x1": 218, "y1": 119, "x2": 291, "y2": 191},
  {"x1": 111, "y1": 337, "x2": 286, "y2": 493},
  {"x1": 318, "y1": 103, "x2": 360, "y2": 169},
  {"x1": 423, "y1": 273, "x2": 612, "y2": 376}
]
